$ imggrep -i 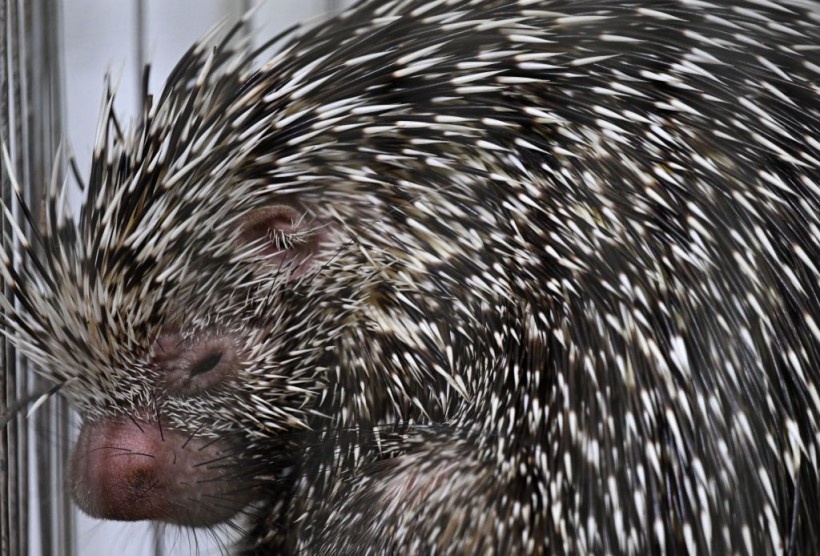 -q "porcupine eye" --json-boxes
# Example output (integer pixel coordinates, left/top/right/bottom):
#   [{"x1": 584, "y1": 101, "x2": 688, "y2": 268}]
[
  {"x1": 189, "y1": 350, "x2": 223, "y2": 376},
  {"x1": 153, "y1": 333, "x2": 239, "y2": 396}
]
